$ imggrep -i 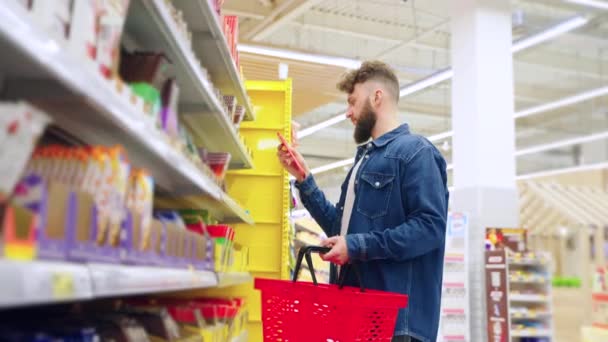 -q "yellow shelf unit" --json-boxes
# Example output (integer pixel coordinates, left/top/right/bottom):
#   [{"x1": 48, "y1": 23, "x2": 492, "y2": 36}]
[{"x1": 180, "y1": 80, "x2": 293, "y2": 342}]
